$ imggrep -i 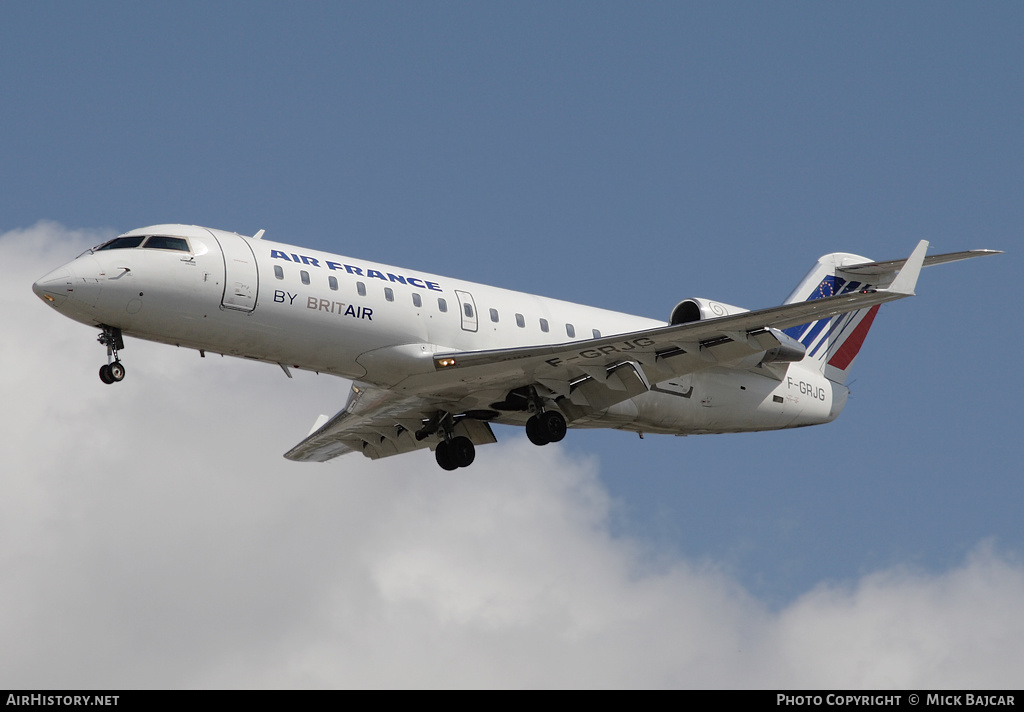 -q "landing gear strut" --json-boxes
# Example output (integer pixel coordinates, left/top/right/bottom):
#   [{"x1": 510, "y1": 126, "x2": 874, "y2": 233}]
[
  {"x1": 97, "y1": 326, "x2": 126, "y2": 385},
  {"x1": 526, "y1": 410, "x2": 567, "y2": 446}
]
